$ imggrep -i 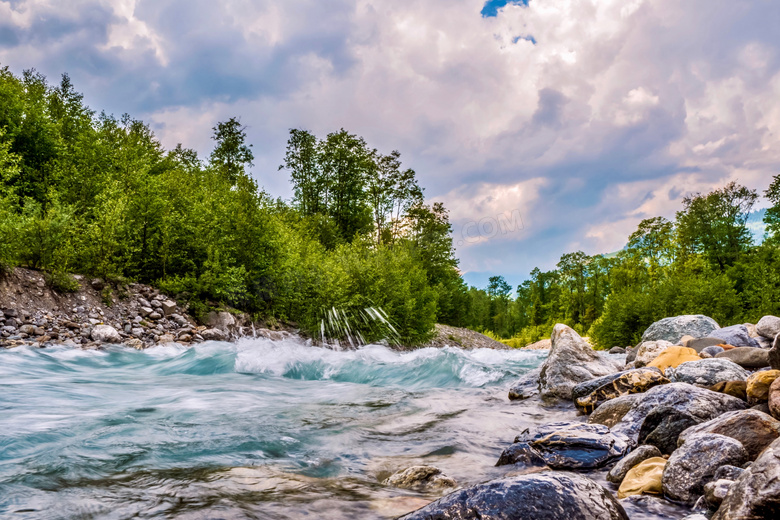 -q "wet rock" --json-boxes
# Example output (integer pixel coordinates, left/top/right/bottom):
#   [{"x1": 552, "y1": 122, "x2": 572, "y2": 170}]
[
  {"x1": 708, "y1": 380, "x2": 747, "y2": 400},
  {"x1": 634, "y1": 340, "x2": 674, "y2": 366},
  {"x1": 383, "y1": 466, "x2": 456, "y2": 490},
  {"x1": 710, "y1": 325, "x2": 761, "y2": 348},
  {"x1": 607, "y1": 445, "x2": 662, "y2": 484},
  {"x1": 770, "y1": 377, "x2": 780, "y2": 420},
  {"x1": 638, "y1": 406, "x2": 700, "y2": 455},
  {"x1": 711, "y1": 437, "x2": 780, "y2": 520},
  {"x1": 662, "y1": 433, "x2": 748, "y2": 505},
  {"x1": 508, "y1": 367, "x2": 541, "y2": 401},
  {"x1": 756, "y1": 315, "x2": 780, "y2": 340},
  {"x1": 572, "y1": 368, "x2": 669, "y2": 413},
  {"x1": 588, "y1": 394, "x2": 642, "y2": 428},
  {"x1": 513, "y1": 421, "x2": 628, "y2": 469},
  {"x1": 667, "y1": 358, "x2": 750, "y2": 387},
  {"x1": 716, "y1": 347, "x2": 770, "y2": 369},
  {"x1": 641, "y1": 315, "x2": 719, "y2": 344},
  {"x1": 399, "y1": 473, "x2": 629, "y2": 520},
  {"x1": 90, "y1": 324, "x2": 121, "y2": 343},
  {"x1": 611, "y1": 383, "x2": 748, "y2": 445},
  {"x1": 495, "y1": 442, "x2": 548, "y2": 471},
  {"x1": 703, "y1": 479, "x2": 733, "y2": 508},
  {"x1": 617, "y1": 457, "x2": 666, "y2": 499},
  {"x1": 677, "y1": 409, "x2": 780, "y2": 460},
  {"x1": 201, "y1": 328, "x2": 227, "y2": 341},
  {"x1": 538, "y1": 324, "x2": 622, "y2": 400},
  {"x1": 647, "y1": 346, "x2": 702, "y2": 372}
]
